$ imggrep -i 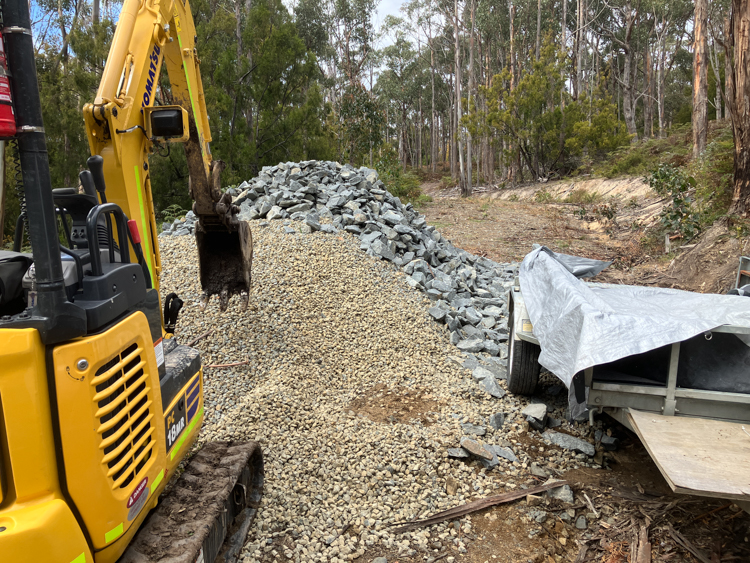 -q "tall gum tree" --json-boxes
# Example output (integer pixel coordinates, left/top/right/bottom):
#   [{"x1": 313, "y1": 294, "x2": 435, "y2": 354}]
[
  {"x1": 728, "y1": 0, "x2": 750, "y2": 215},
  {"x1": 693, "y1": 0, "x2": 708, "y2": 158}
]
